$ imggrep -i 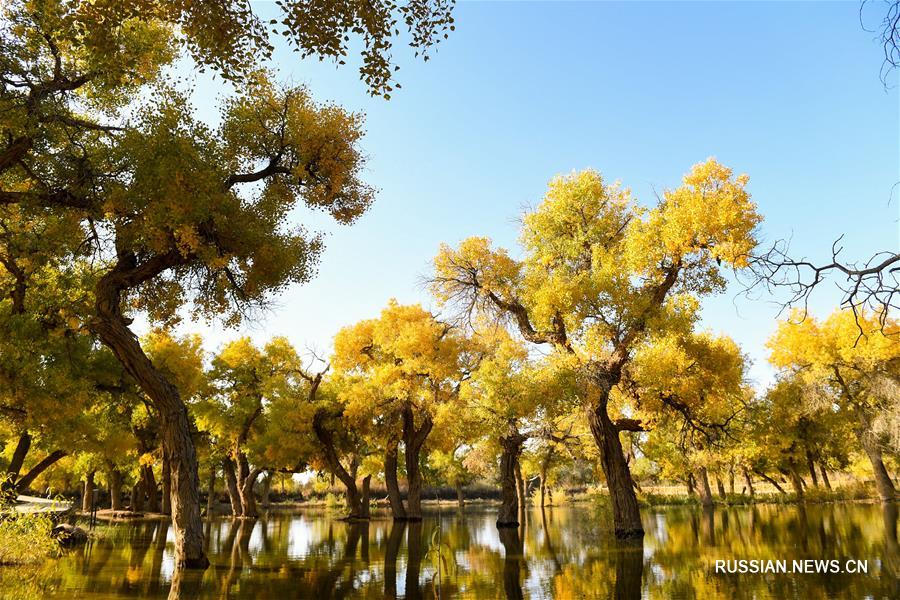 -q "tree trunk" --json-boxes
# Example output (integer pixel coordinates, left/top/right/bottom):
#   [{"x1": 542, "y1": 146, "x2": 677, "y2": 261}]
[
  {"x1": 223, "y1": 458, "x2": 241, "y2": 516},
  {"x1": 858, "y1": 427, "x2": 896, "y2": 501},
  {"x1": 456, "y1": 481, "x2": 465, "y2": 509},
  {"x1": 402, "y1": 405, "x2": 433, "y2": 521},
  {"x1": 91, "y1": 279, "x2": 208, "y2": 568},
  {"x1": 140, "y1": 464, "x2": 160, "y2": 513},
  {"x1": 539, "y1": 477, "x2": 547, "y2": 509},
  {"x1": 819, "y1": 463, "x2": 832, "y2": 491},
  {"x1": 3, "y1": 431, "x2": 31, "y2": 491},
  {"x1": 806, "y1": 450, "x2": 819, "y2": 488},
  {"x1": 260, "y1": 473, "x2": 271, "y2": 508},
  {"x1": 132, "y1": 482, "x2": 144, "y2": 512},
  {"x1": 728, "y1": 466, "x2": 735, "y2": 495},
  {"x1": 83, "y1": 471, "x2": 95, "y2": 512},
  {"x1": 696, "y1": 467, "x2": 714, "y2": 508},
  {"x1": 587, "y1": 402, "x2": 643, "y2": 539},
  {"x1": 236, "y1": 454, "x2": 260, "y2": 518},
  {"x1": 14, "y1": 450, "x2": 67, "y2": 493},
  {"x1": 742, "y1": 467, "x2": 755, "y2": 497},
  {"x1": 360, "y1": 474, "x2": 371, "y2": 519},
  {"x1": 497, "y1": 432, "x2": 525, "y2": 527},
  {"x1": 715, "y1": 474, "x2": 726, "y2": 499},
  {"x1": 785, "y1": 463, "x2": 805, "y2": 498},
  {"x1": 206, "y1": 467, "x2": 216, "y2": 516},
  {"x1": 109, "y1": 468, "x2": 123, "y2": 511},
  {"x1": 384, "y1": 440, "x2": 407, "y2": 519},
  {"x1": 754, "y1": 470, "x2": 786, "y2": 494},
  {"x1": 686, "y1": 473, "x2": 696, "y2": 497},
  {"x1": 312, "y1": 409, "x2": 367, "y2": 519},
  {"x1": 515, "y1": 461, "x2": 526, "y2": 514},
  {"x1": 161, "y1": 450, "x2": 172, "y2": 515}
]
